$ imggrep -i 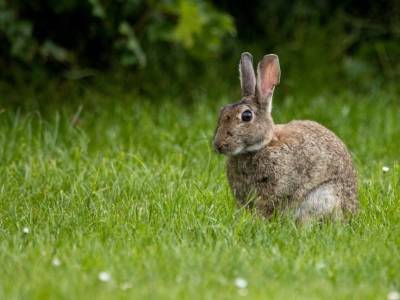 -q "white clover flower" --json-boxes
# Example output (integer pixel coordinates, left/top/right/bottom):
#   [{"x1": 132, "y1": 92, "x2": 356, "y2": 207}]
[
  {"x1": 382, "y1": 166, "x2": 390, "y2": 173},
  {"x1": 388, "y1": 291, "x2": 400, "y2": 300},
  {"x1": 52, "y1": 257, "x2": 61, "y2": 267},
  {"x1": 22, "y1": 227, "x2": 30, "y2": 234},
  {"x1": 235, "y1": 277, "x2": 248, "y2": 289},
  {"x1": 98, "y1": 271, "x2": 112, "y2": 282}
]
